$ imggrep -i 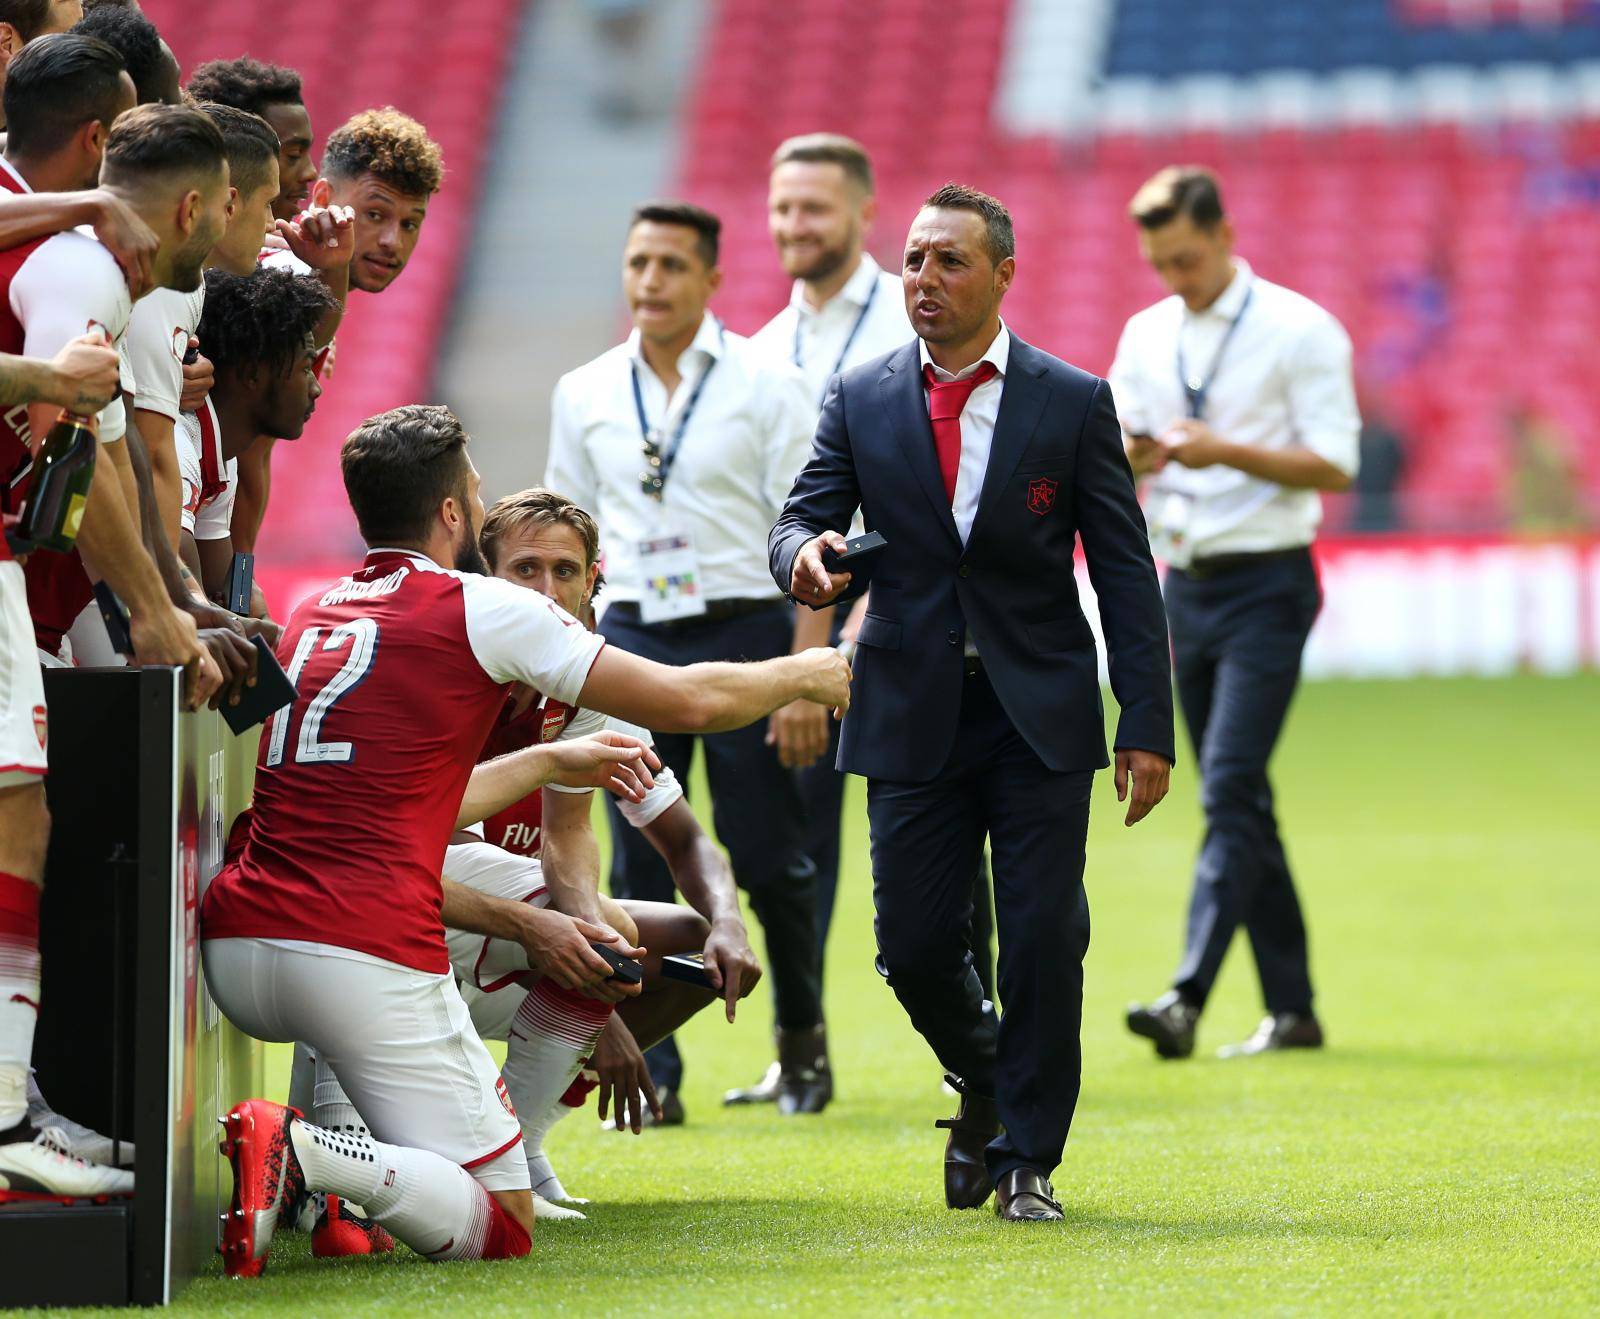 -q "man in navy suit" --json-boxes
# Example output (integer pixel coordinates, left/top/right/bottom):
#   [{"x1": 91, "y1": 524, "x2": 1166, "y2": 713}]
[{"x1": 770, "y1": 184, "x2": 1175, "y2": 1222}]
